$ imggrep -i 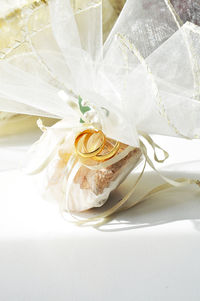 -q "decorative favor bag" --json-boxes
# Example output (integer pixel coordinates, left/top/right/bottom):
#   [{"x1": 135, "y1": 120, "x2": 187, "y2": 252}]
[{"x1": 0, "y1": 0, "x2": 200, "y2": 224}]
